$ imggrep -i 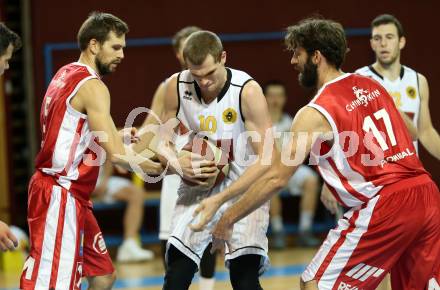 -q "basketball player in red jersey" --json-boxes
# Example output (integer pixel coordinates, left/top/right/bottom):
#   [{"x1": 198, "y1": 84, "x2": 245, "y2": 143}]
[
  {"x1": 0, "y1": 22, "x2": 21, "y2": 252},
  {"x1": 20, "y1": 12, "x2": 162, "y2": 290},
  {"x1": 192, "y1": 18, "x2": 440, "y2": 290}
]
